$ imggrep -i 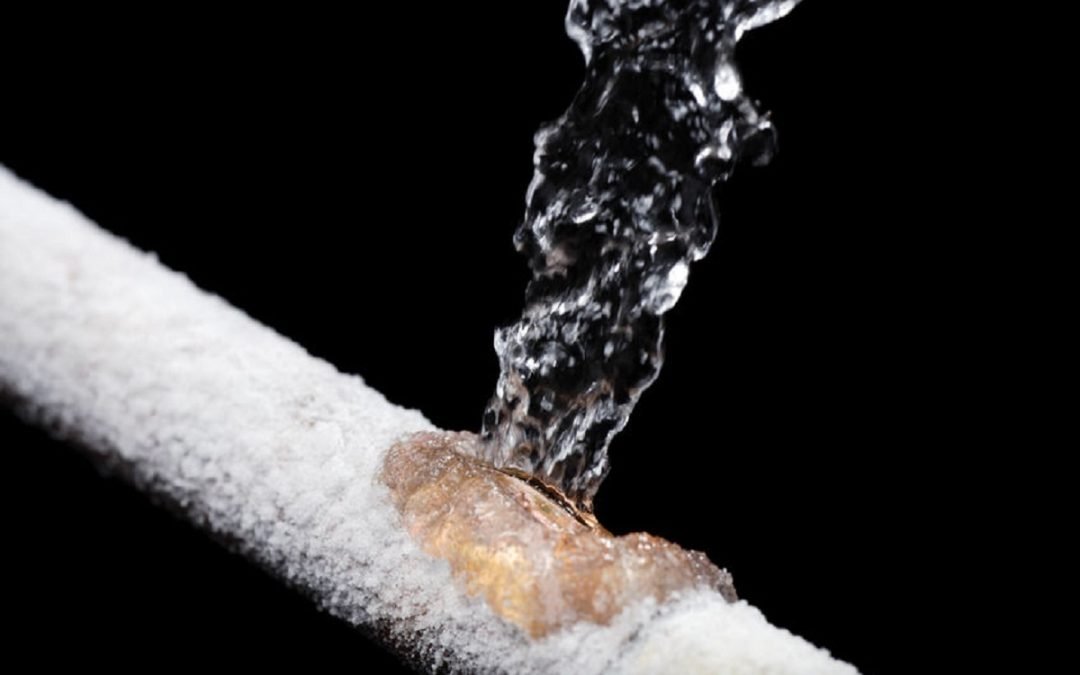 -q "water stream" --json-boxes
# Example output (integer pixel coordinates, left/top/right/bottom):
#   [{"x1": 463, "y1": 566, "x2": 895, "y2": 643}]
[{"x1": 480, "y1": 0, "x2": 801, "y2": 510}]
